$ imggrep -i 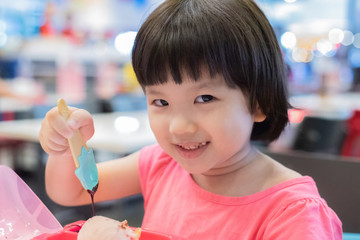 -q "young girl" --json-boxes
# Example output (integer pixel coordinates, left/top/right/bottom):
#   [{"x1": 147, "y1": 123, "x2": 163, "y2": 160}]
[{"x1": 39, "y1": 0, "x2": 342, "y2": 239}]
